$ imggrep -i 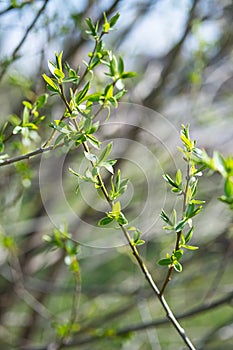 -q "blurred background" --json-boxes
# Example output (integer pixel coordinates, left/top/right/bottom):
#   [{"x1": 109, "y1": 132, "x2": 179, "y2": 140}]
[{"x1": 0, "y1": 0, "x2": 232, "y2": 349}]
